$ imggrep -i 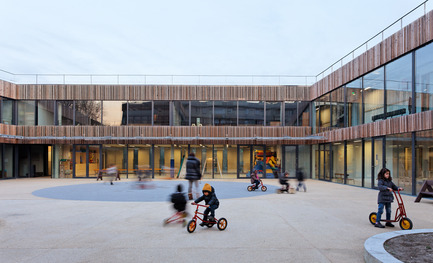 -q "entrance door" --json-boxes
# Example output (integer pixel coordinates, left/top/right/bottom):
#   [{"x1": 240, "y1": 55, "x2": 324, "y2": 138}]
[
  {"x1": 73, "y1": 145, "x2": 101, "y2": 178},
  {"x1": 318, "y1": 144, "x2": 331, "y2": 181}
]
